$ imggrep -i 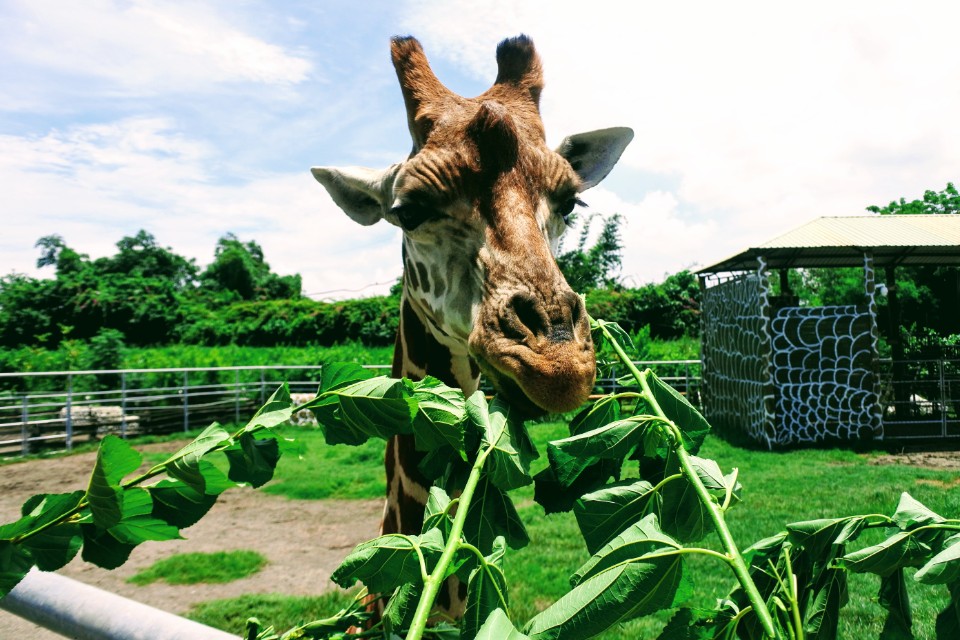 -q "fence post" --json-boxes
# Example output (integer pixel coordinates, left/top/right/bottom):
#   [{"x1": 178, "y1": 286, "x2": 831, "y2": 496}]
[
  {"x1": 120, "y1": 372, "x2": 127, "y2": 439},
  {"x1": 182, "y1": 371, "x2": 189, "y2": 433},
  {"x1": 940, "y1": 358, "x2": 948, "y2": 439},
  {"x1": 234, "y1": 369, "x2": 240, "y2": 425},
  {"x1": 260, "y1": 368, "x2": 266, "y2": 405},
  {"x1": 65, "y1": 374, "x2": 73, "y2": 451},
  {"x1": 20, "y1": 395, "x2": 29, "y2": 456}
]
